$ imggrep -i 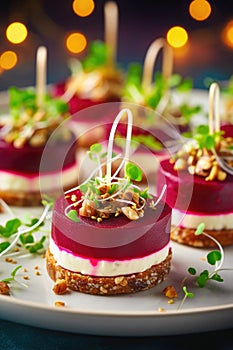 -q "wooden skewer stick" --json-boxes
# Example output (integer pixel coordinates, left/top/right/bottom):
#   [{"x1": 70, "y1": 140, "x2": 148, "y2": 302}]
[
  {"x1": 209, "y1": 82, "x2": 220, "y2": 134},
  {"x1": 104, "y1": 1, "x2": 118, "y2": 67},
  {"x1": 36, "y1": 46, "x2": 47, "y2": 107},
  {"x1": 106, "y1": 108, "x2": 133, "y2": 185},
  {"x1": 142, "y1": 37, "x2": 173, "y2": 91}
]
